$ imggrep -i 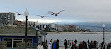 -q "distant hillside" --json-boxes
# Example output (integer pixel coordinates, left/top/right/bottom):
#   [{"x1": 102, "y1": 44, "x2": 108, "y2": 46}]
[{"x1": 57, "y1": 22, "x2": 111, "y2": 32}]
